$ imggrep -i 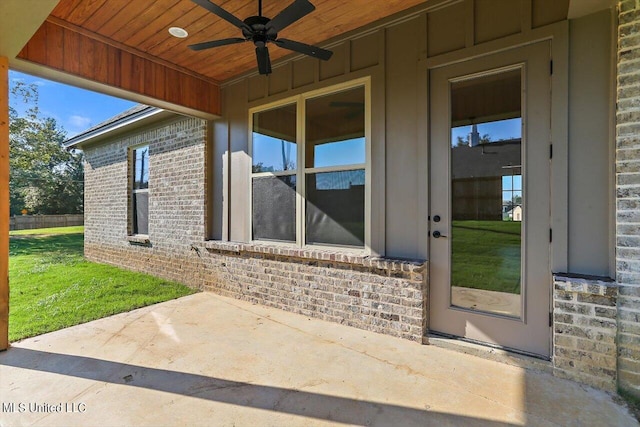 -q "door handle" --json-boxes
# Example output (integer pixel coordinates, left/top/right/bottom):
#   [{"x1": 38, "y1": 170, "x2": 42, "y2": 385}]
[{"x1": 432, "y1": 230, "x2": 447, "y2": 238}]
